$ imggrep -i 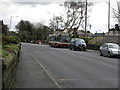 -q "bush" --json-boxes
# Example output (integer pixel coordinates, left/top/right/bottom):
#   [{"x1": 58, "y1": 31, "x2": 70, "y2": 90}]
[
  {"x1": 3, "y1": 44, "x2": 20, "y2": 55},
  {"x1": 8, "y1": 36, "x2": 20, "y2": 44},
  {"x1": 42, "y1": 40, "x2": 48, "y2": 44},
  {"x1": 2, "y1": 41, "x2": 8, "y2": 45},
  {"x1": 2, "y1": 34, "x2": 20, "y2": 45},
  {"x1": 2, "y1": 49, "x2": 9, "y2": 58},
  {"x1": 87, "y1": 44, "x2": 101, "y2": 50},
  {"x1": 88, "y1": 37, "x2": 104, "y2": 45},
  {"x1": 2, "y1": 35, "x2": 10, "y2": 45},
  {"x1": 80, "y1": 37, "x2": 93, "y2": 44}
]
